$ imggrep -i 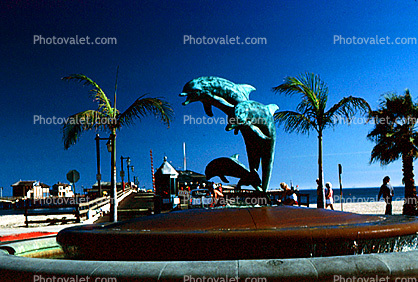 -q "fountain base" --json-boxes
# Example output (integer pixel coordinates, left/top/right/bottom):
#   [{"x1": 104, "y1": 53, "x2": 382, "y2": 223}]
[{"x1": 57, "y1": 206, "x2": 418, "y2": 261}]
